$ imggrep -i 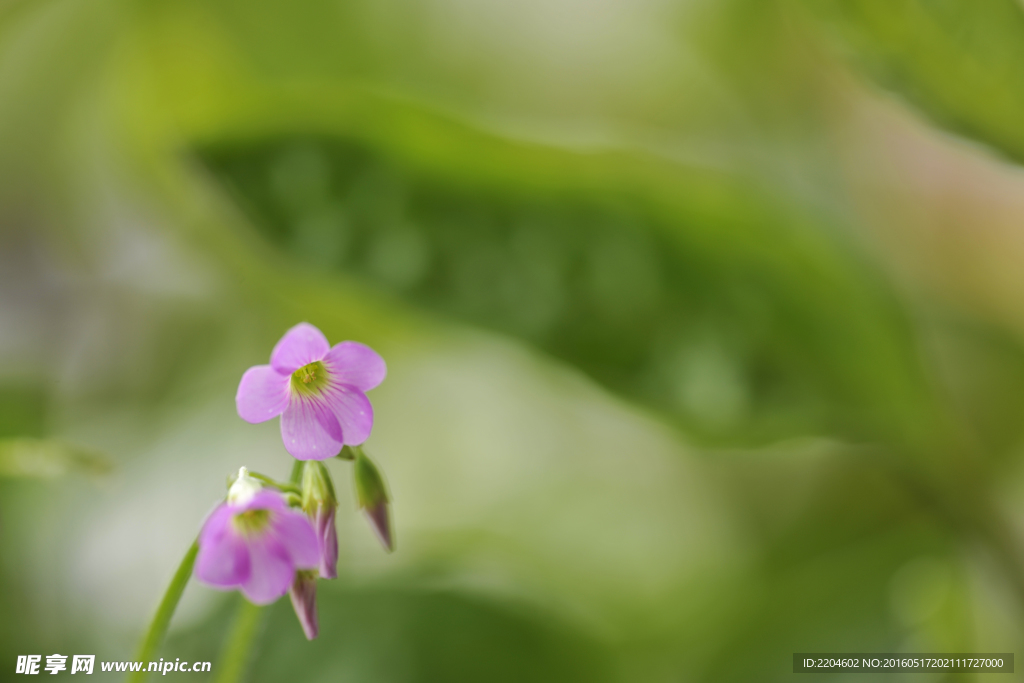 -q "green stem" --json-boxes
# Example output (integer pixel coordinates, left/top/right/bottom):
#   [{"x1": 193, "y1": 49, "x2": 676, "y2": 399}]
[
  {"x1": 212, "y1": 599, "x2": 264, "y2": 683},
  {"x1": 247, "y1": 471, "x2": 301, "y2": 494},
  {"x1": 289, "y1": 459, "x2": 305, "y2": 485},
  {"x1": 127, "y1": 539, "x2": 199, "y2": 683}
]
